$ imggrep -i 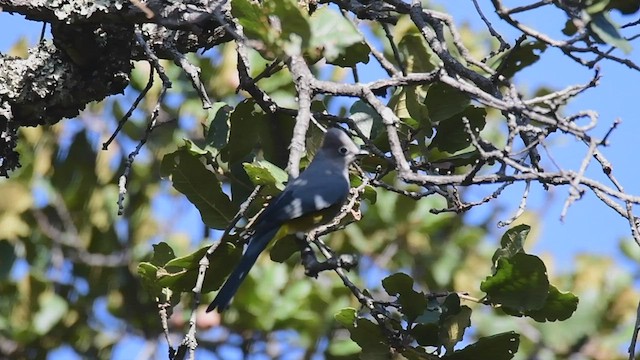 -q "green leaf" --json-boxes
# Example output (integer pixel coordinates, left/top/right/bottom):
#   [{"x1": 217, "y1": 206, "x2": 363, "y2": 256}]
[
  {"x1": 202, "y1": 242, "x2": 244, "y2": 293},
  {"x1": 491, "y1": 224, "x2": 531, "y2": 264},
  {"x1": 243, "y1": 160, "x2": 288, "y2": 190},
  {"x1": 518, "y1": 285, "x2": 579, "y2": 322},
  {"x1": 362, "y1": 184, "x2": 378, "y2": 204},
  {"x1": 349, "y1": 100, "x2": 384, "y2": 140},
  {"x1": 331, "y1": 42, "x2": 371, "y2": 67},
  {"x1": 427, "y1": 149, "x2": 482, "y2": 172},
  {"x1": 182, "y1": 139, "x2": 209, "y2": 156},
  {"x1": 334, "y1": 307, "x2": 358, "y2": 327},
  {"x1": 430, "y1": 106, "x2": 486, "y2": 153},
  {"x1": 156, "y1": 241, "x2": 242, "y2": 293},
  {"x1": 350, "y1": 175, "x2": 378, "y2": 204},
  {"x1": 382, "y1": 273, "x2": 428, "y2": 320},
  {"x1": 440, "y1": 293, "x2": 462, "y2": 317},
  {"x1": 443, "y1": 332, "x2": 520, "y2": 360},
  {"x1": 231, "y1": 0, "x2": 272, "y2": 45},
  {"x1": 224, "y1": 100, "x2": 267, "y2": 164},
  {"x1": 425, "y1": 83, "x2": 470, "y2": 123},
  {"x1": 349, "y1": 318, "x2": 391, "y2": 359},
  {"x1": 398, "y1": 33, "x2": 439, "y2": 73},
  {"x1": 137, "y1": 262, "x2": 159, "y2": 293},
  {"x1": 259, "y1": 112, "x2": 296, "y2": 168},
  {"x1": 205, "y1": 102, "x2": 232, "y2": 150},
  {"x1": 267, "y1": 0, "x2": 311, "y2": 48},
  {"x1": 387, "y1": 87, "x2": 416, "y2": 129},
  {"x1": 310, "y1": 7, "x2": 370, "y2": 66},
  {"x1": 588, "y1": 12, "x2": 632, "y2": 54},
  {"x1": 387, "y1": 86, "x2": 432, "y2": 133},
  {"x1": 410, "y1": 323, "x2": 440, "y2": 347},
  {"x1": 269, "y1": 234, "x2": 299, "y2": 263},
  {"x1": 499, "y1": 224, "x2": 531, "y2": 251},
  {"x1": 161, "y1": 147, "x2": 237, "y2": 229},
  {"x1": 164, "y1": 246, "x2": 209, "y2": 269},
  {"x1": 481, "y1": 253, "x2": 550, "y2": 313},
  {"x1": 381, "y1": 272, "x2": 414, "y2": 295},
  {"x1": 491, "y1": 41, "x2": 547, "y2": 79},
  {"x1": 406, "y1": 86, "x2": 431, "y2": 130},
  {"x1": 562, "y1": 20, "x2": 578, "y2": 36}
]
